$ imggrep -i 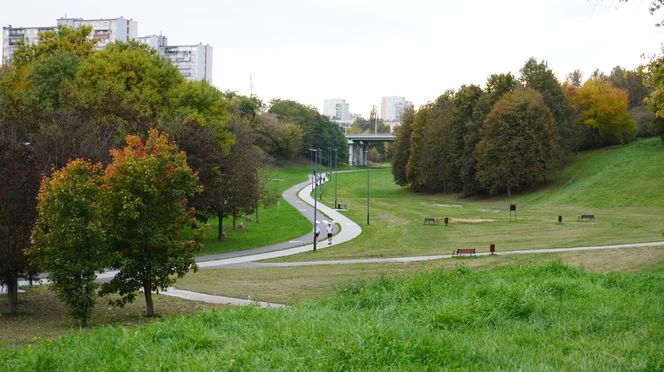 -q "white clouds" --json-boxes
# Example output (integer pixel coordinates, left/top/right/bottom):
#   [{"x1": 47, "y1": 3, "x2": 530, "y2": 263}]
[{"x1": 1, "y1": 0, "x2": 661, "y2": 116}]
